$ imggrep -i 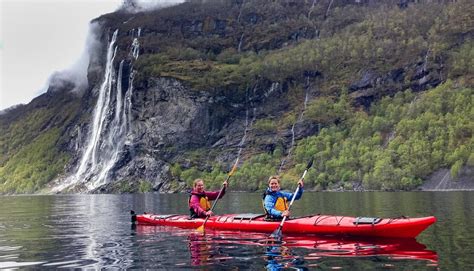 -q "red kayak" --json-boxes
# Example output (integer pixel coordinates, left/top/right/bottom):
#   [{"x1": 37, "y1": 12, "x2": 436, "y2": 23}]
[{"x1": 131, "y1": 212, "x2": 436, "y2": 238}]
